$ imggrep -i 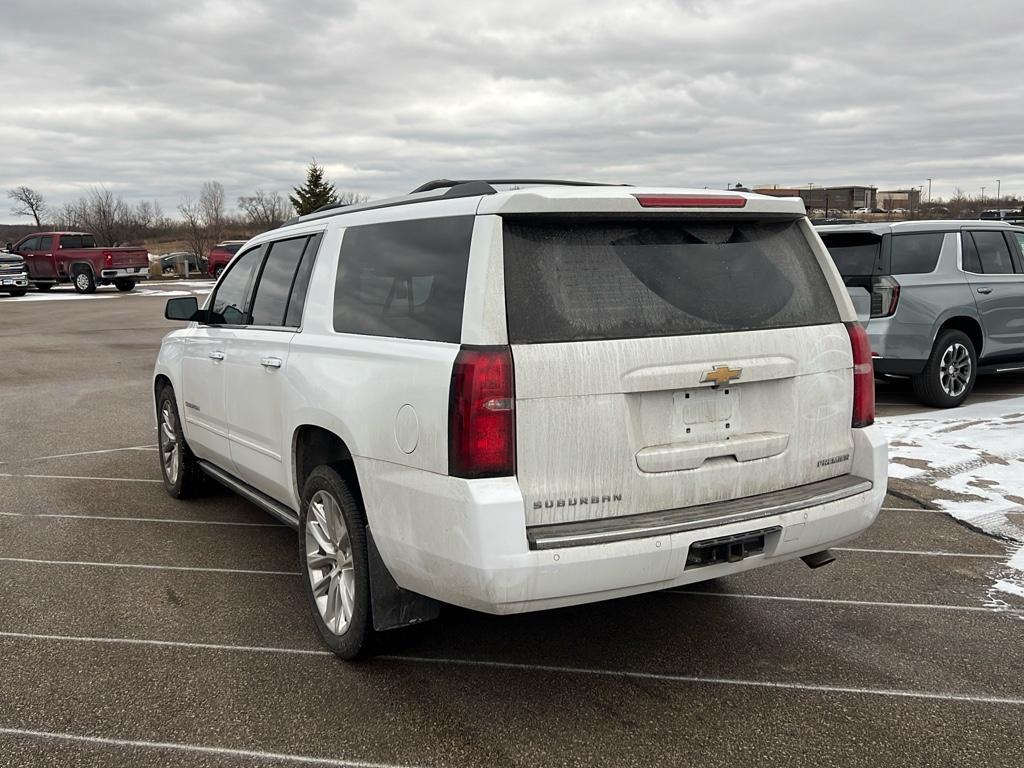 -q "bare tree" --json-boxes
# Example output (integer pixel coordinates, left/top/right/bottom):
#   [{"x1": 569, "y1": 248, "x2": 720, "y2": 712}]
[
  {"x1": 337, "y1": 191, "x2": 369, "y2": 207},
  {"x1": 947, "y1": 188, "x2": 970, "y2": 219},
  {"x1": 52, "y1": 200, "x2": 84, "y2": 231},
  {"x1": 77, "y1": 187, "x2": 131, "y2": 245},
  {"x1": 199, "y1": 181, "x2": 226, "y2": 244},
  {"x1": 8, "y1": 186, "x2": 47, "y2": 227},
  {"x1": 237, "y1": 188, "x2": 291, "y2": 229},
  {"x1": 178, "y1": 195, "x2": 216, "y2": 265}
]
